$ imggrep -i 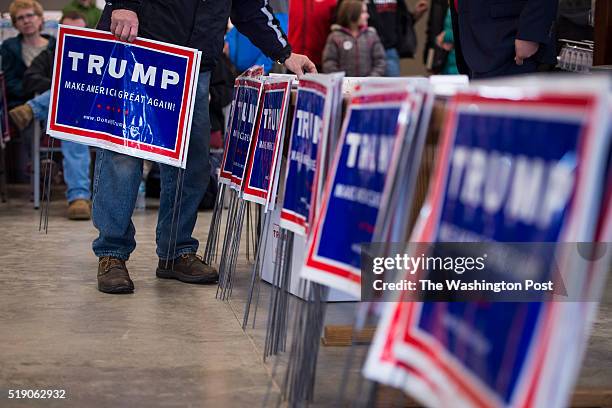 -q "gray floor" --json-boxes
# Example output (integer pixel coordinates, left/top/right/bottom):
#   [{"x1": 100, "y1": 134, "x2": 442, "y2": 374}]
[
  {"x1": 0, "y1": 192, "x2": 279, "y2": 407},
  {"x1": 1, "y1": 187, "x2": 610, "y2": 407}
]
